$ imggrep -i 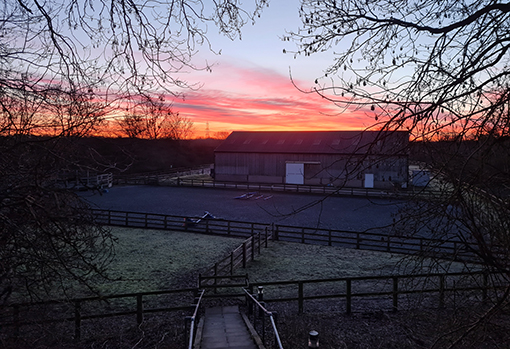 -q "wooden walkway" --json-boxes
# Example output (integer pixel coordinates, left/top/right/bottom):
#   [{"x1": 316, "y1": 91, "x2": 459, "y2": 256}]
[{"x1": 198, "y1": 306, "x2": 259, "y2": 349}]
